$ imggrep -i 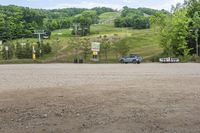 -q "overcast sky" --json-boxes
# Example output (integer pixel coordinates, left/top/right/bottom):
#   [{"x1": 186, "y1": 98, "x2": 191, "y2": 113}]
[{"x1": 0, "y1": 0, "x2": 185, "y2": 10}]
